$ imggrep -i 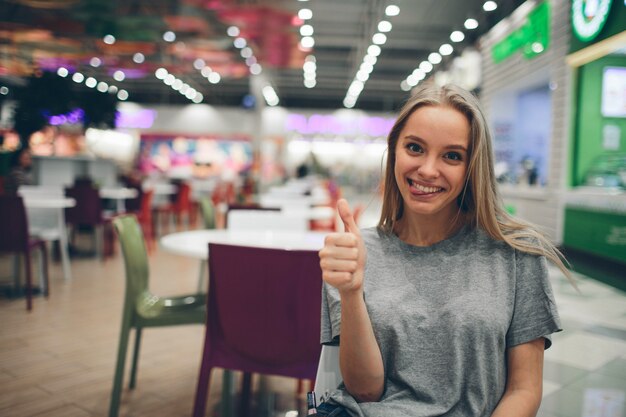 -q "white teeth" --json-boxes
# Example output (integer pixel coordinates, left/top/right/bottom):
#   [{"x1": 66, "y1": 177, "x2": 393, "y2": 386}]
[{"x1": 408, "y1": 179, "x2": 441, "y2": 193}]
